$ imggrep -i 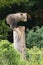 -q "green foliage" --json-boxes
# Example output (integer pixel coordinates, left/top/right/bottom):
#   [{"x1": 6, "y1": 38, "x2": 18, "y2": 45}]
[
  {"x1": 0, "y1": 40, "x2": 28, "y2": 65},
  {"x1": 0, "y1": 0, "x2": 29, "y2": 8},
  {"x1": 26, "y1": 27, "x2": 43, "y2": 48},
  {"x1": 26, "y1": 46, "x2": 43, "y2": 65},
  {"x1": 0, "y1": 40, "x2": 43, "y2": 65},
  {"x1": 0, "y1": 0, "x2": 43, "y2": 8},
  {"x1": 0, "y1": 40, "x2": 19, "y2": 65},
  {"x1": 0, "y1": 20, "x2": 11, "y2": 40}
]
